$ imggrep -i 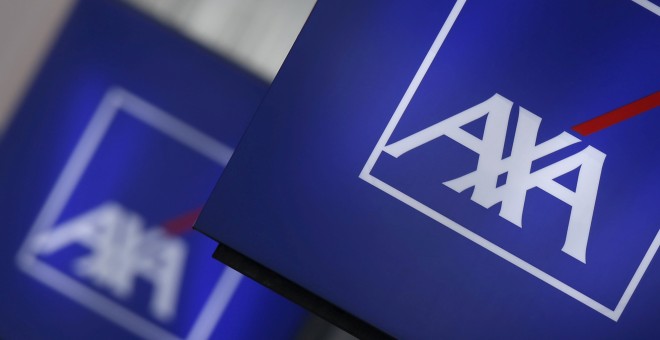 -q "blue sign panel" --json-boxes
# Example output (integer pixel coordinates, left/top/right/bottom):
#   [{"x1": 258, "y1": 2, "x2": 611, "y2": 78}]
[
  {"x1": 197, "y1": 0, "x2": 660, "y2": 338},
  {"x1": 0, "y1": 1, "x2": 306, "y2": 339}
]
